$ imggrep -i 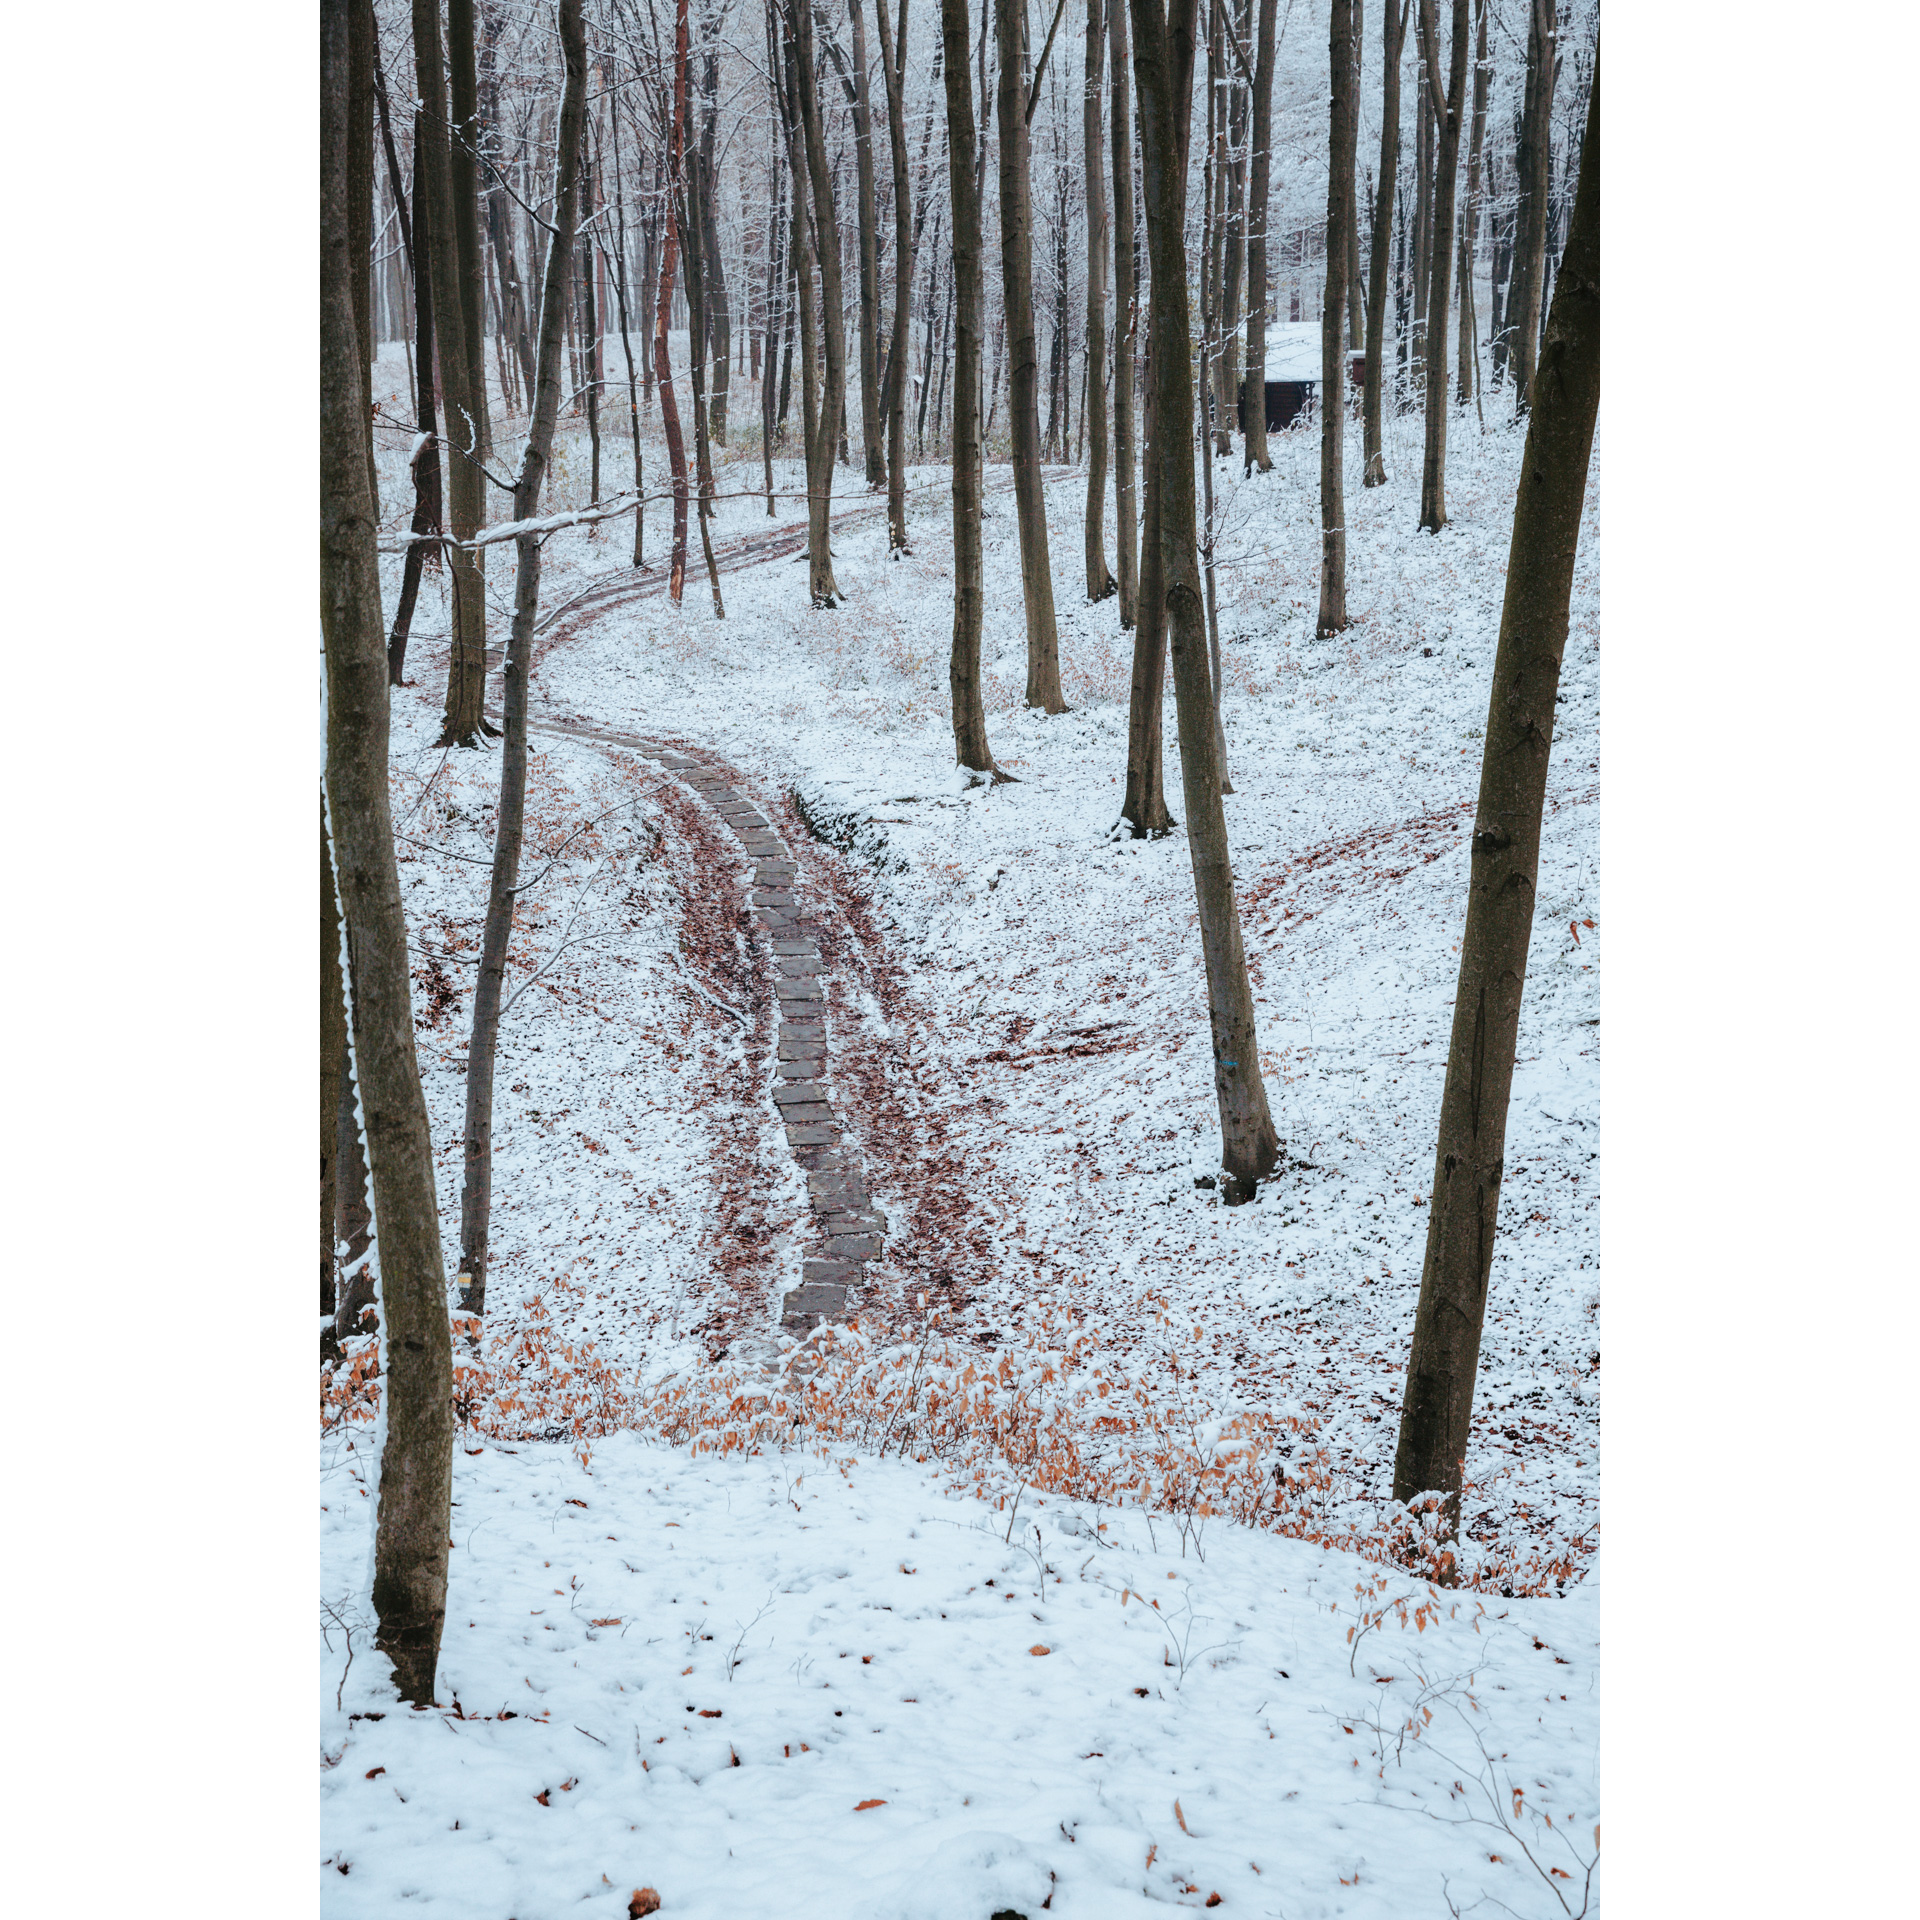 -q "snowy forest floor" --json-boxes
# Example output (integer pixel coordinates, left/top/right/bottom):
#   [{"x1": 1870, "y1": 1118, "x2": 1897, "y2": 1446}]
[{"x1": 323, "y1": 343, "x2": 1600, "y2": 1915}]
